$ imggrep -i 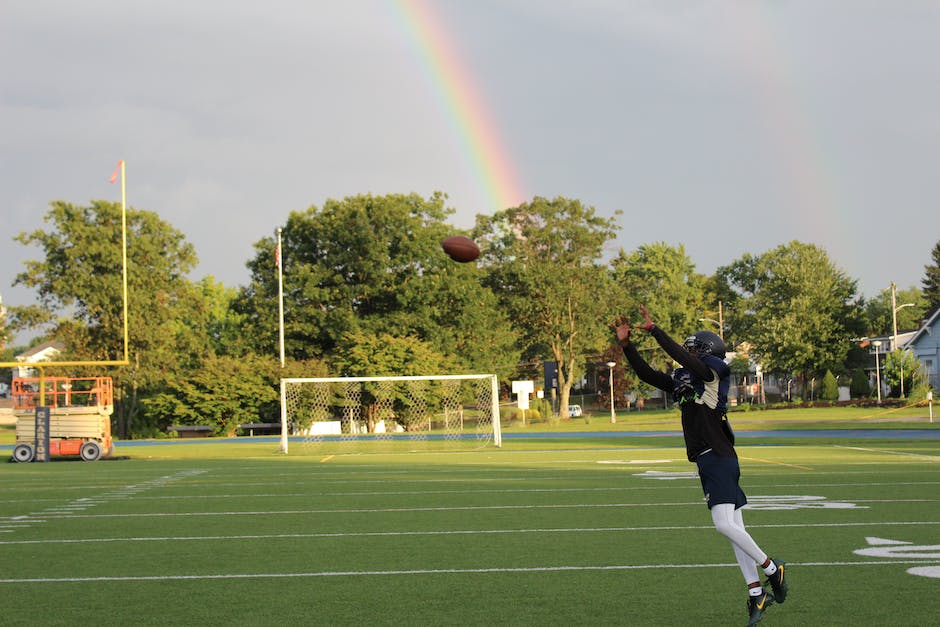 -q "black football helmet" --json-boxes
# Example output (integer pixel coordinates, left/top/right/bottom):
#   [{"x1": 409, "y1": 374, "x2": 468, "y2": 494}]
[{"x1": 683, "y1": 330, "x2": 726, "y2": 359}]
